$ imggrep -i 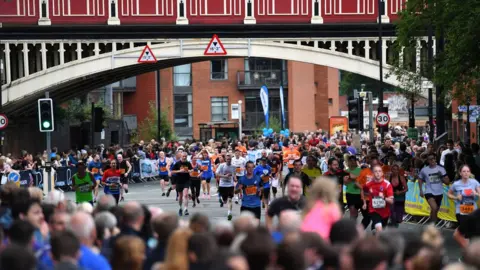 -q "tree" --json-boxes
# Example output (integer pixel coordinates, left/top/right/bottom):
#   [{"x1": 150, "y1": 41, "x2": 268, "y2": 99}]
[
  {"x1": 255, "y1": 116, "x2": 283, "y2": 135},
  {"x1": 58, "y1": 98, "x2": 112, "y2": 126},
  {"x1": 393, "y1": 0, "x2": 480, "y2": 101},
  {"x1": 339, "y1": 71, "x2": 398, "y2": 97},
  {"x1": 132, "y1": 101, "x2": 175, "y2": 142}
]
